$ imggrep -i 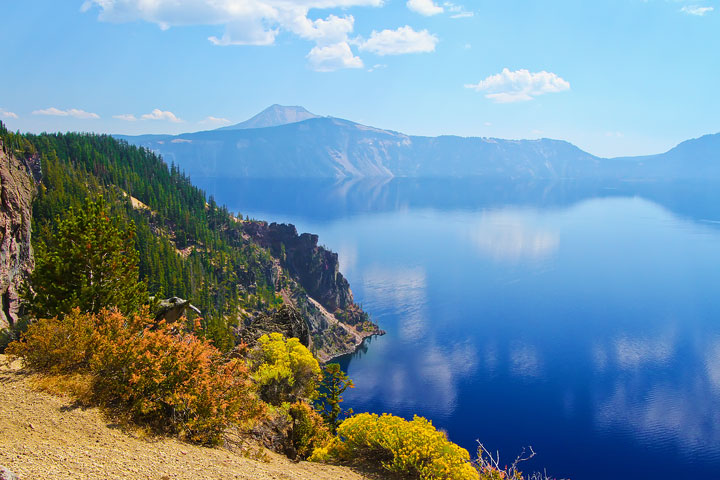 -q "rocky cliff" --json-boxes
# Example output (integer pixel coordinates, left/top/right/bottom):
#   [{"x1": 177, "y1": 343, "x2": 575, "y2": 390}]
[
  {"x1": 241, "y1": 221, "x2": 380, "y2": 362},
  {"x1": 0, "y1": 142, "x2": 36, "y2": 329},
  {"x1": 242, "y1": 222, "x2": 352, "y2": 312}
]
